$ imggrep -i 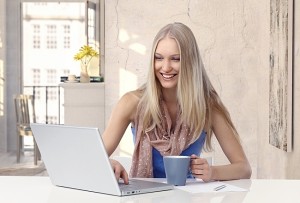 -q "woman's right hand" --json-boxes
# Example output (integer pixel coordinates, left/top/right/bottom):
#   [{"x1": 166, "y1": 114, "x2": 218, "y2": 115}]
[{"x1": 110, "y1": 159, "x2": 129, "y2": 185}]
